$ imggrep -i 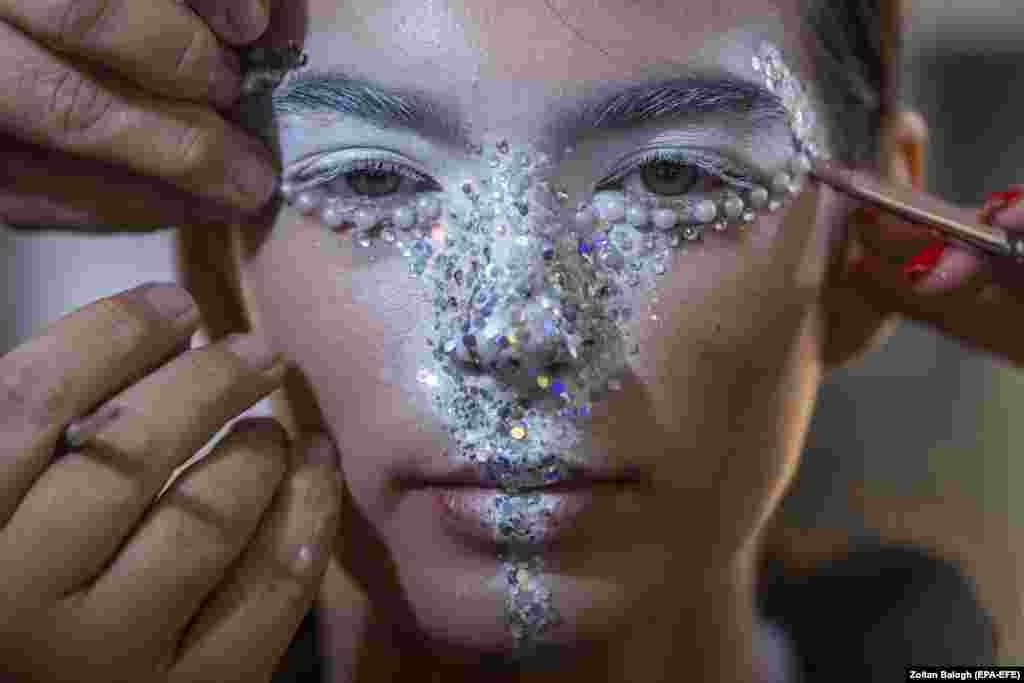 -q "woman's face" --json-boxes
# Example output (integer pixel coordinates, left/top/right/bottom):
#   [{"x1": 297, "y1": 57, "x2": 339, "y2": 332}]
[{"x1": 234, "y1": 0, "x2": 846, "y2": 655}]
